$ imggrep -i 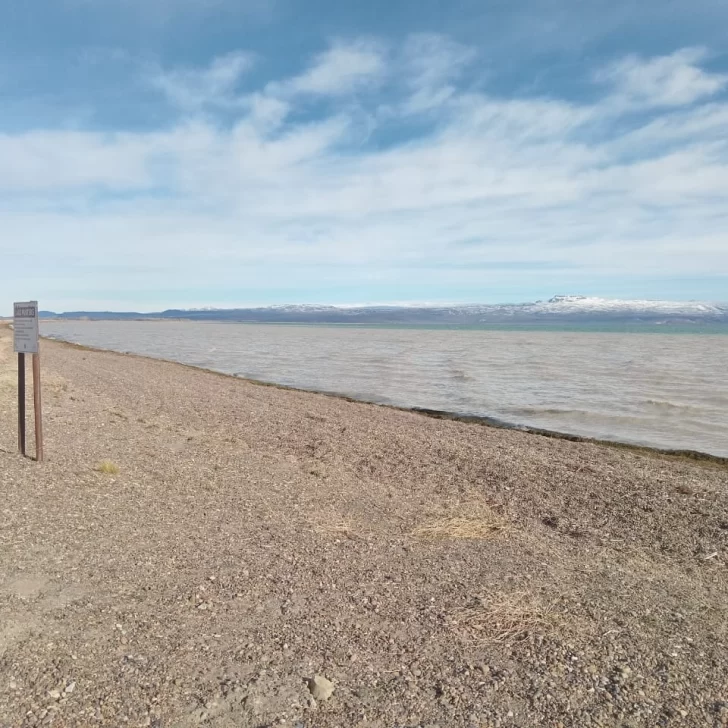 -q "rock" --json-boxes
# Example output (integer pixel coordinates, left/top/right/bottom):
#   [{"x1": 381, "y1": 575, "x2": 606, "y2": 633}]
[
  {"x1": 64, "y1": 682, "x2": 76, "y2": 694},
  {"x1": 48, "y1": 690, "x2": 61, "y2": 700},
  {"x1": 308, "y1": 675, "x2": 334, "y2": 702}
]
